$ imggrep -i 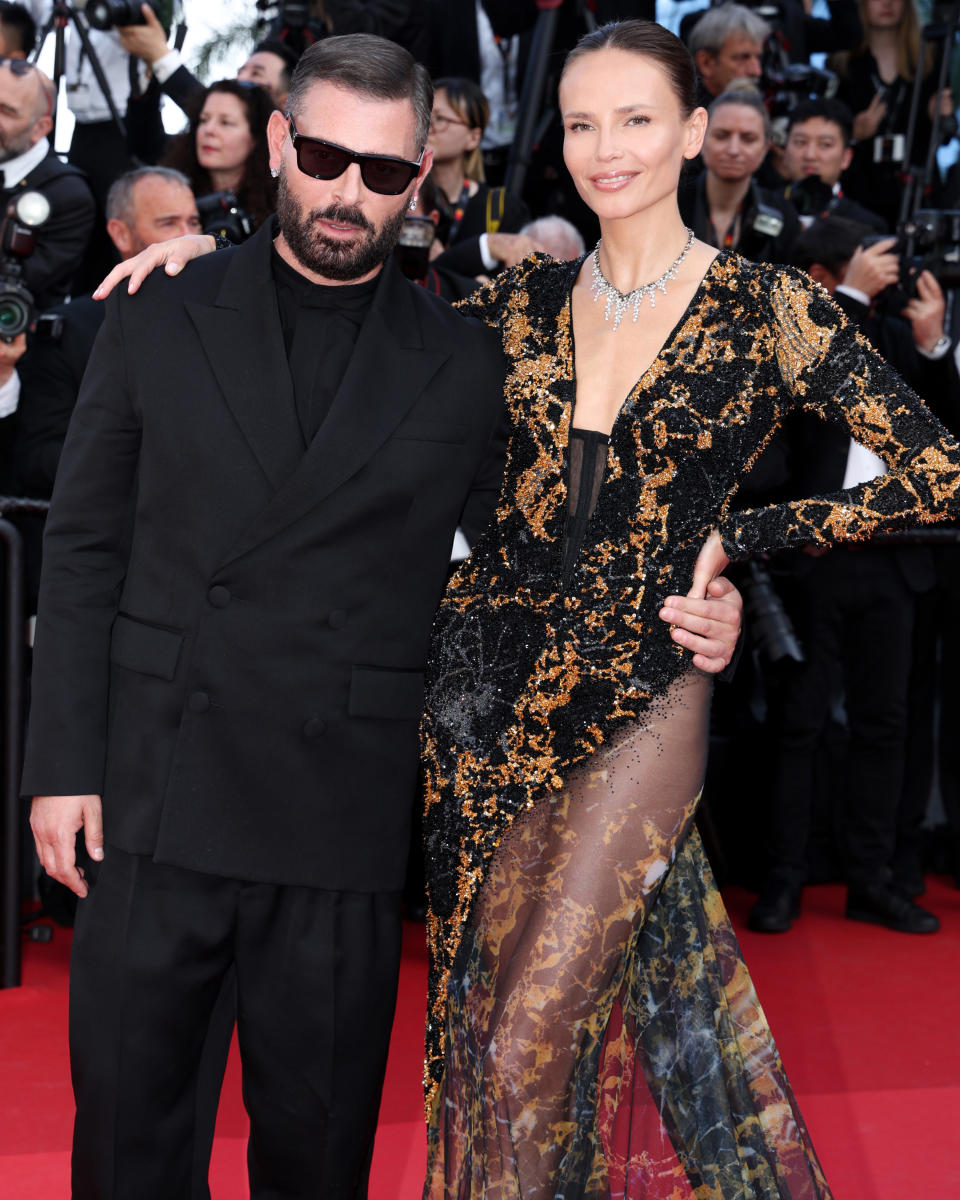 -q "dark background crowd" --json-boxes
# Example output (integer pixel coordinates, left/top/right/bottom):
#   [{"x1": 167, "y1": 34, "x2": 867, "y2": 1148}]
[{"x1": 2, "y1": 0, "x2": 960, "y2": 943}]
